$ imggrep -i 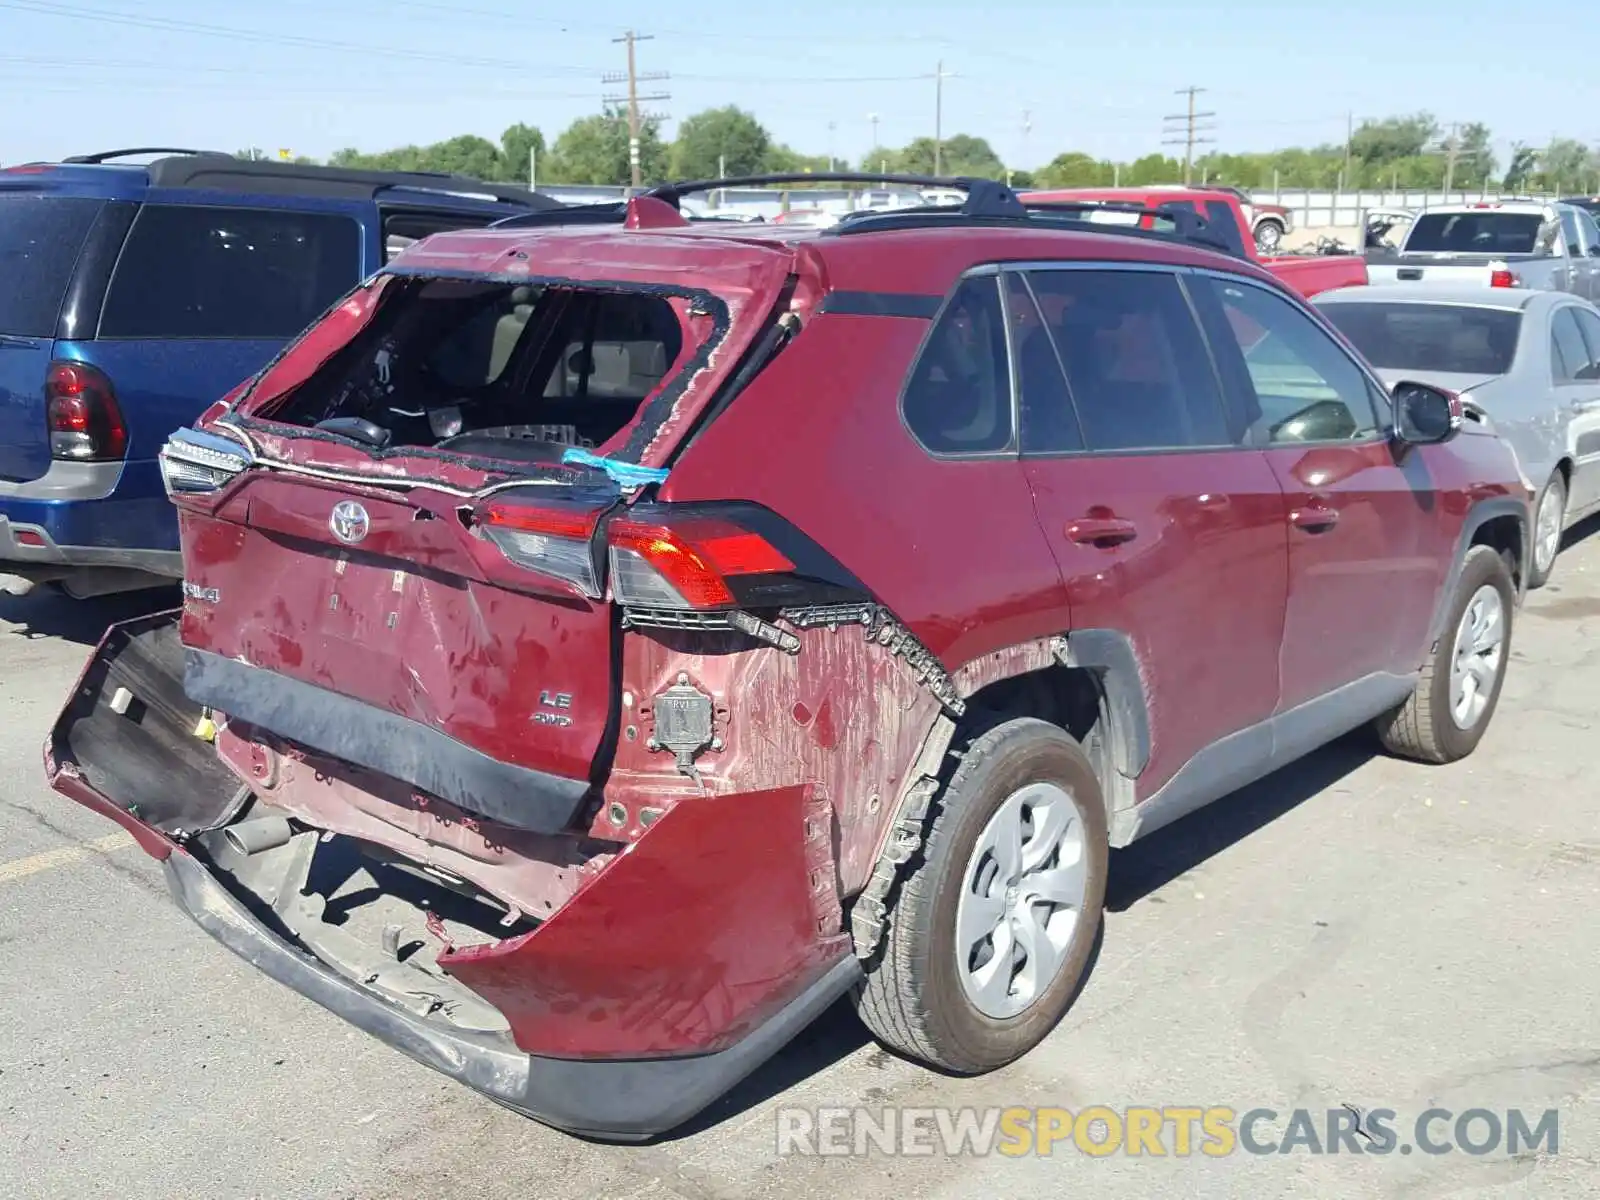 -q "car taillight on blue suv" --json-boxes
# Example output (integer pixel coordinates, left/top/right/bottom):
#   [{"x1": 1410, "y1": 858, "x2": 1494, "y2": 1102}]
[{"x1": 45, "y1": 361, "x2": 126, "y2": 461}]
